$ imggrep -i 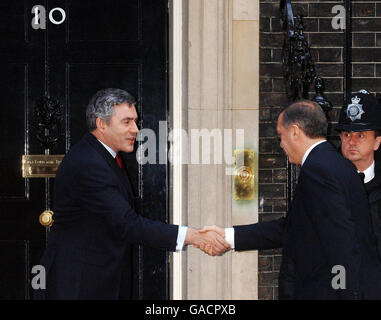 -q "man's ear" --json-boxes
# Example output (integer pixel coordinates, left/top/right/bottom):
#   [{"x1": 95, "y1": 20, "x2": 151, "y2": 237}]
[
  {"x1": 374, "y1": 135, "x2": 381, "y2": 151},
  {"x1": 96, "y1": 117, "x2": 106, "y2": 132},
  {"x1": 291, "y1": 124, "x2": 300, "y2": 140}
]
